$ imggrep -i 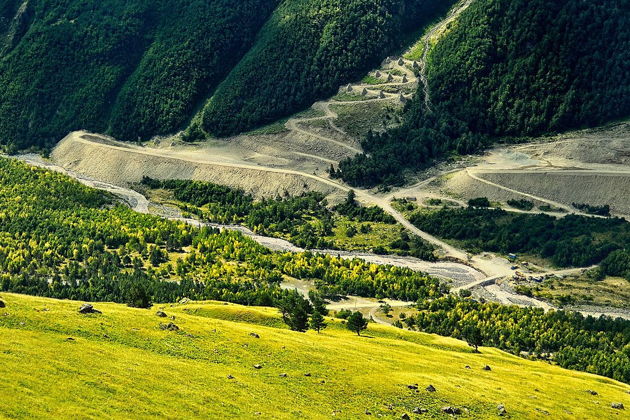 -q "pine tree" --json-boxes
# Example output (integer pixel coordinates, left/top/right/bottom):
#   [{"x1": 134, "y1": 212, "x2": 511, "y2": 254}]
[
  {"x1": 309, "y1": 309, "x2": 327, "y2": 333},
  {"x1": 347, "y1": 311, "x2": 368, "y2": 336}
]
